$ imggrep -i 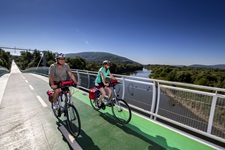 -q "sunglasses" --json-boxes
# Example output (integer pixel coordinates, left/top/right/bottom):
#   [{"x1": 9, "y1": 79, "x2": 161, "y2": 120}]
[{"x1": 58, "y1": 58, "x2": 65, "y2": 60}]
